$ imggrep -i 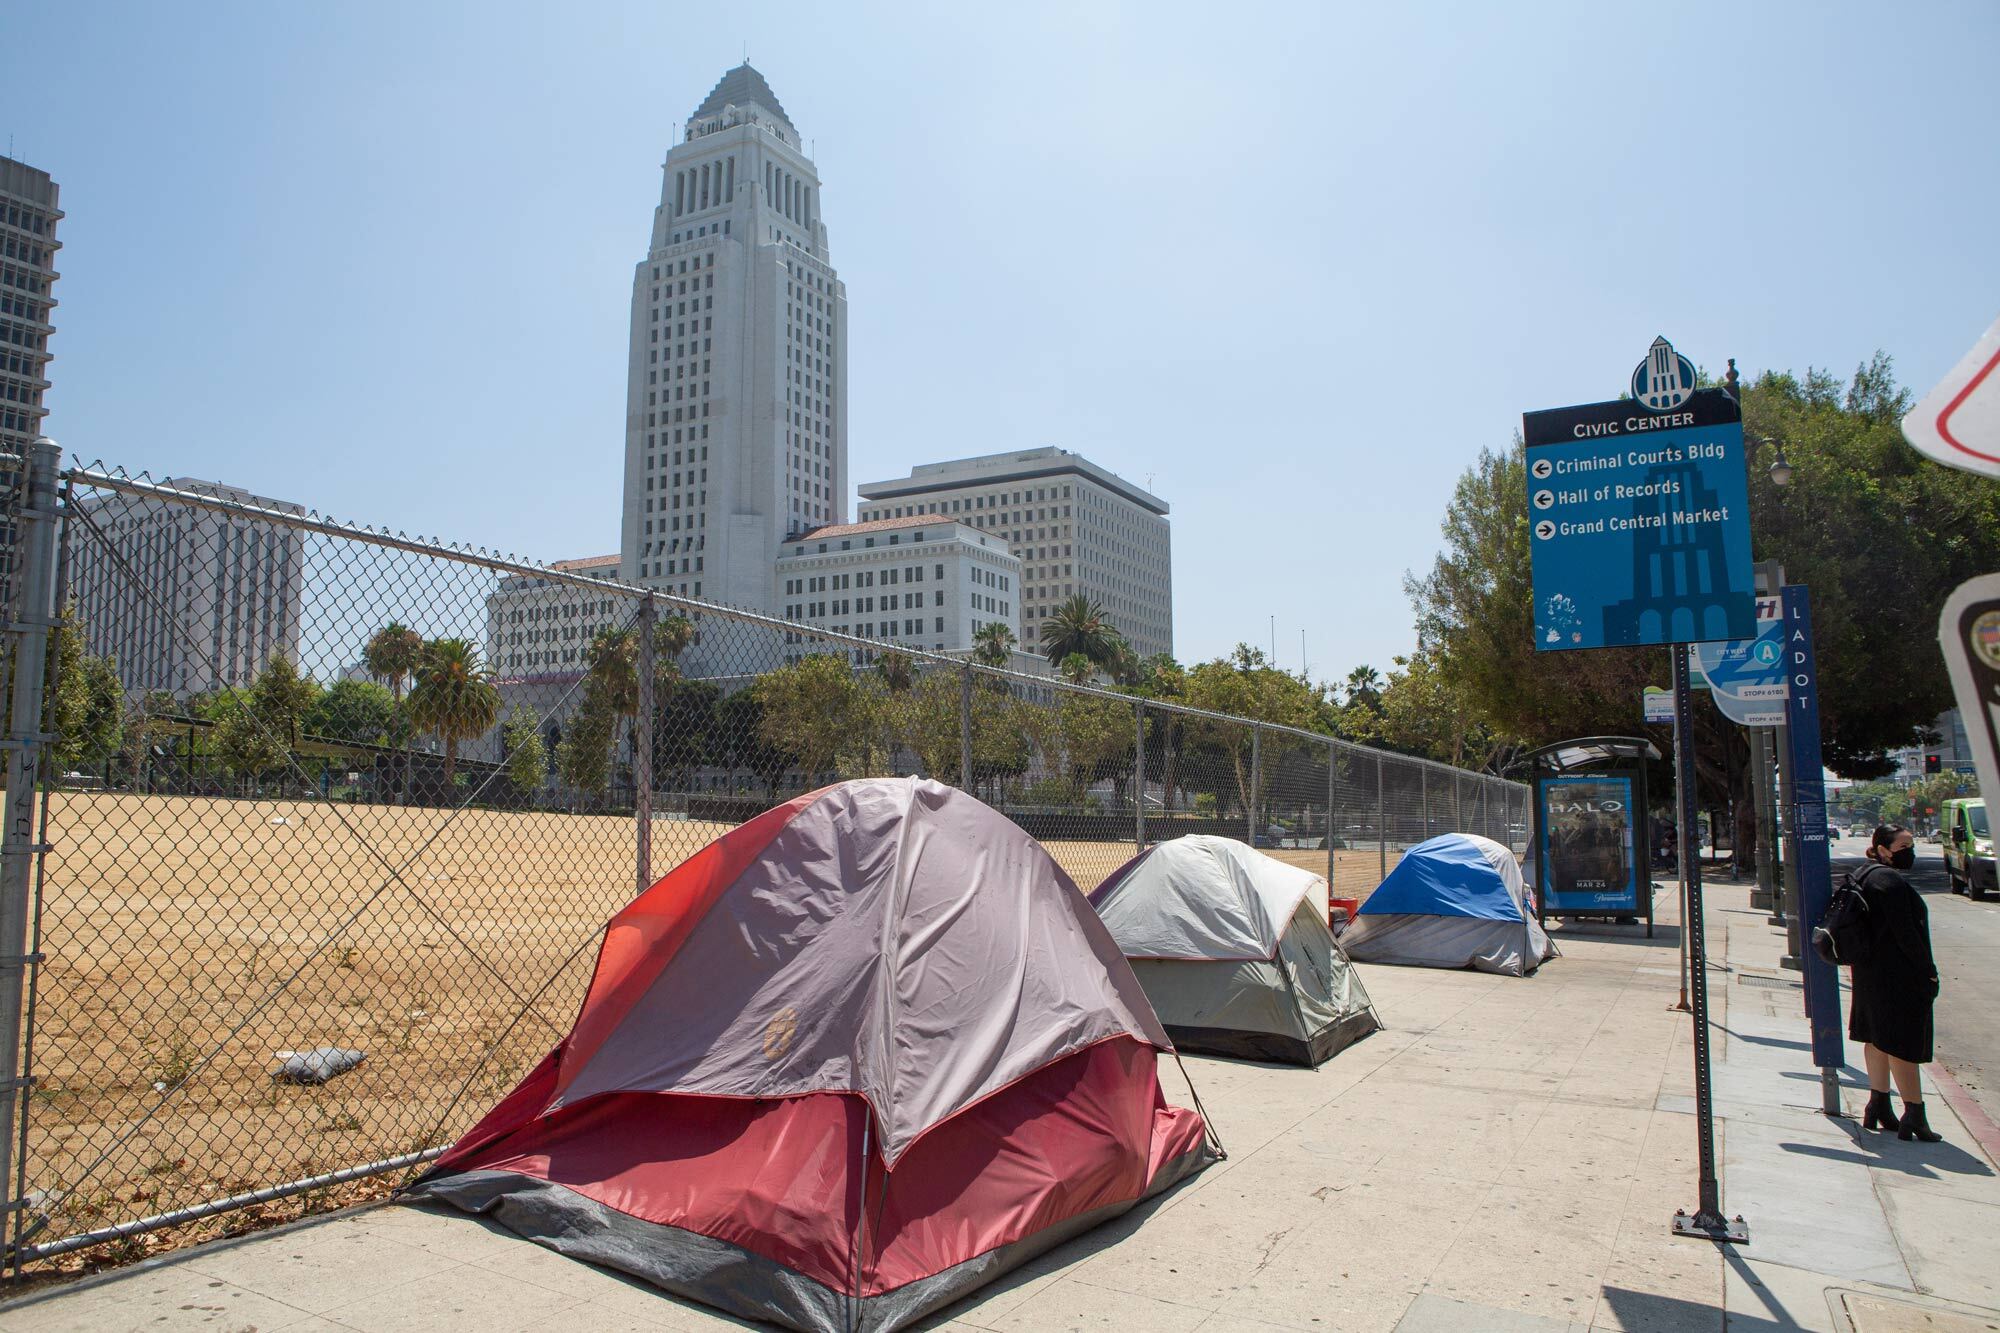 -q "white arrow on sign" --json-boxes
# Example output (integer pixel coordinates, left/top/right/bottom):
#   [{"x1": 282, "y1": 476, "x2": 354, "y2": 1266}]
[
  {"x1": 1534, "y1": 520, "x2": 1556, "y2": 540},
  {"x1": 1531, "y1": 458, "x2": 1553, "y2": 479},
  {"x1": 1534, "y1": 490, "x2": 1555, "y2": 509},
  {"x1": 1904, "y1": 315, "x2": 2000, "y2": 478}
]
